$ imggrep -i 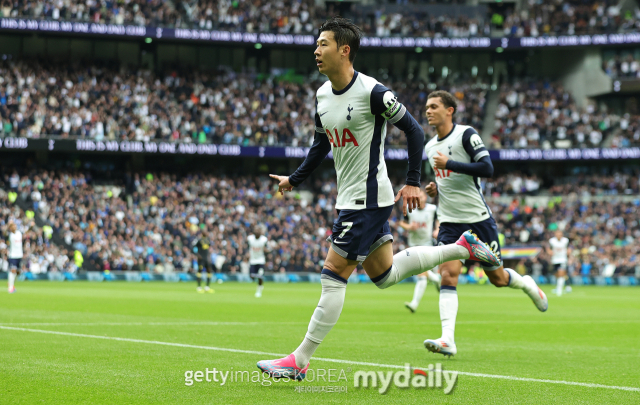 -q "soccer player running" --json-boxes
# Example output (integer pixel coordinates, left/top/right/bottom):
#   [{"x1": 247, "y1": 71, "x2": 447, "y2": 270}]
[
  {"x1": 397, "y1": 190, "x2": 442, "y2": 313},
  {"x1": 548, "y1": 229, "x2": 571, "y2": 296},
  {"x1": 247, "y1": 226, "x2": 268, "y2": 298},
  {"x1": 260, "y1": 17, "x2": 500, "y2": 380},
  {"x1": 422, "y1": 90, "x2": 548, "y2": 357},
  {"x1": 193, "y1": 230, "x2": 214, "y2": 293},
  {"x1": 6, "y1": 222, "x2": 23, "y2": 294}
]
